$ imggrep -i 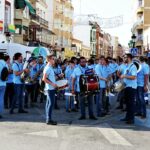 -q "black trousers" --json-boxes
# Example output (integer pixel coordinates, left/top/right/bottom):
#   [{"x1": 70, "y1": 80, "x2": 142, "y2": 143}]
[
  {"x1": 124, "y1": 87, "x2": 136, "y2": 121},
  {"x1": 4, "y1": 83, "x2": 14, "y2": 108}
]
